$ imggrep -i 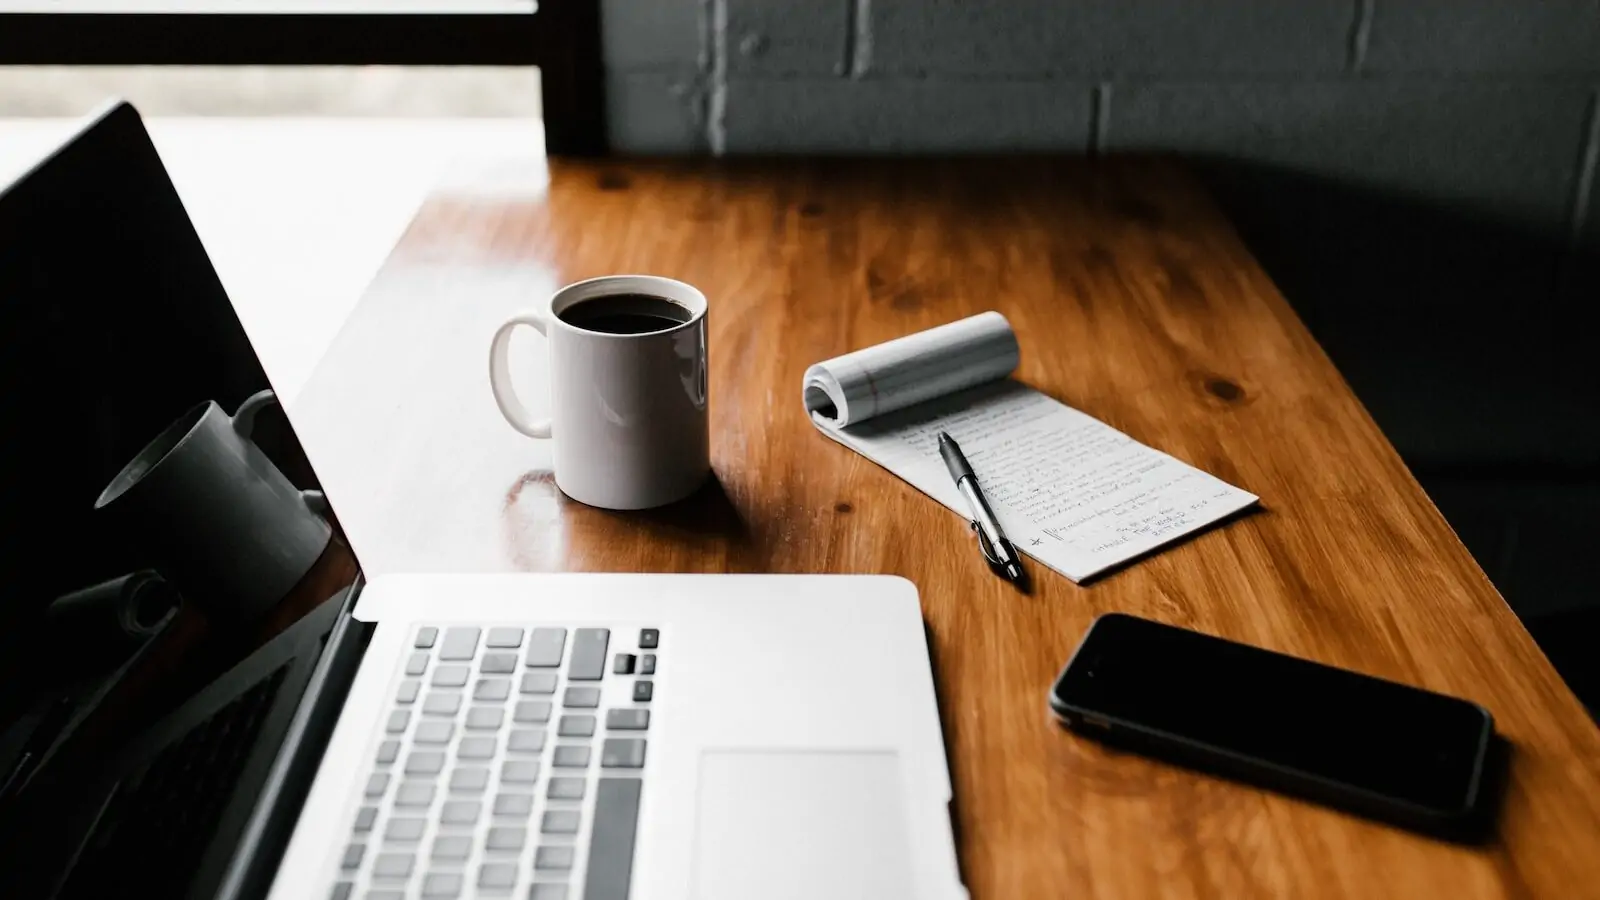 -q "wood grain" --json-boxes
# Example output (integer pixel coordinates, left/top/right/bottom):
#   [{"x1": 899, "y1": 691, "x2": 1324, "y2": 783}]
[{"x1": 292, "y1": 158, "x2": 1600, "y2": 899}]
